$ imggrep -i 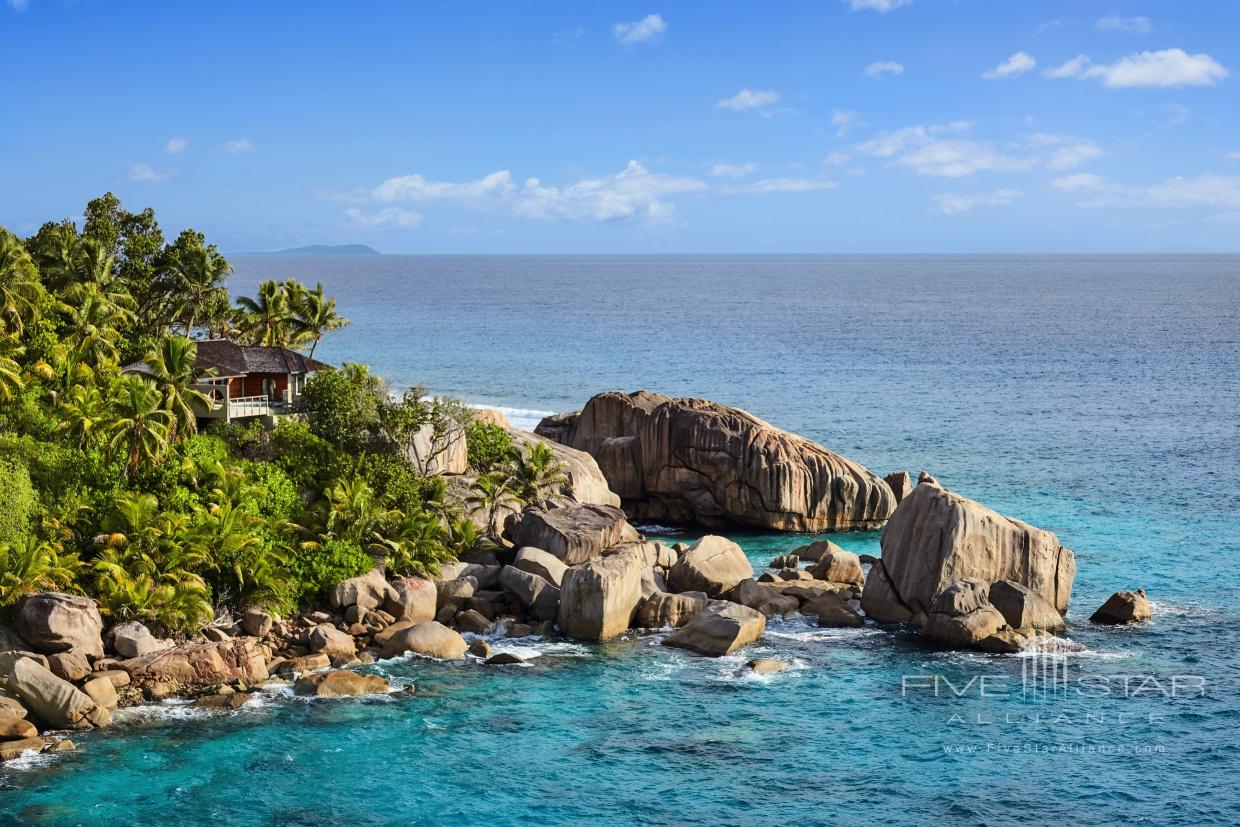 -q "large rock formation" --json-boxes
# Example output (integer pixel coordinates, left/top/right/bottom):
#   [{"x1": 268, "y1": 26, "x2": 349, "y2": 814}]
[
  {"x1": 861, "y1": 478, "x2": 1076, "y2": 627},
  {"x1": 557, "y1": 546, "x2": 644, "y2": 641},
  {"x1": 379, "y1": 621, "x2": 467, "y2": 660},
  {"x1": 15, "y1": 593, "x2": 104, "y2": 659},
  {"x1": 117, "y1": 637, "x2": 269, "y2": 687},
  {"x1": 404, "y1": 421, "x2": 467, "y2": 476},
  {"x1": 535, "y1": 391, "x2": 895, "y2": 532},
  {"x1": 507, "y1": 504, "x2": 636, "y2": 565},
  {"x1": 8, "y1": 657, "x2": 110, "y2": 729},
  {"x1": 667, "y1": 536, "x2": 753, "y2": 598},
  {"x1": 506, "y1": 429, "x2": 621, "y2": 508}
]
